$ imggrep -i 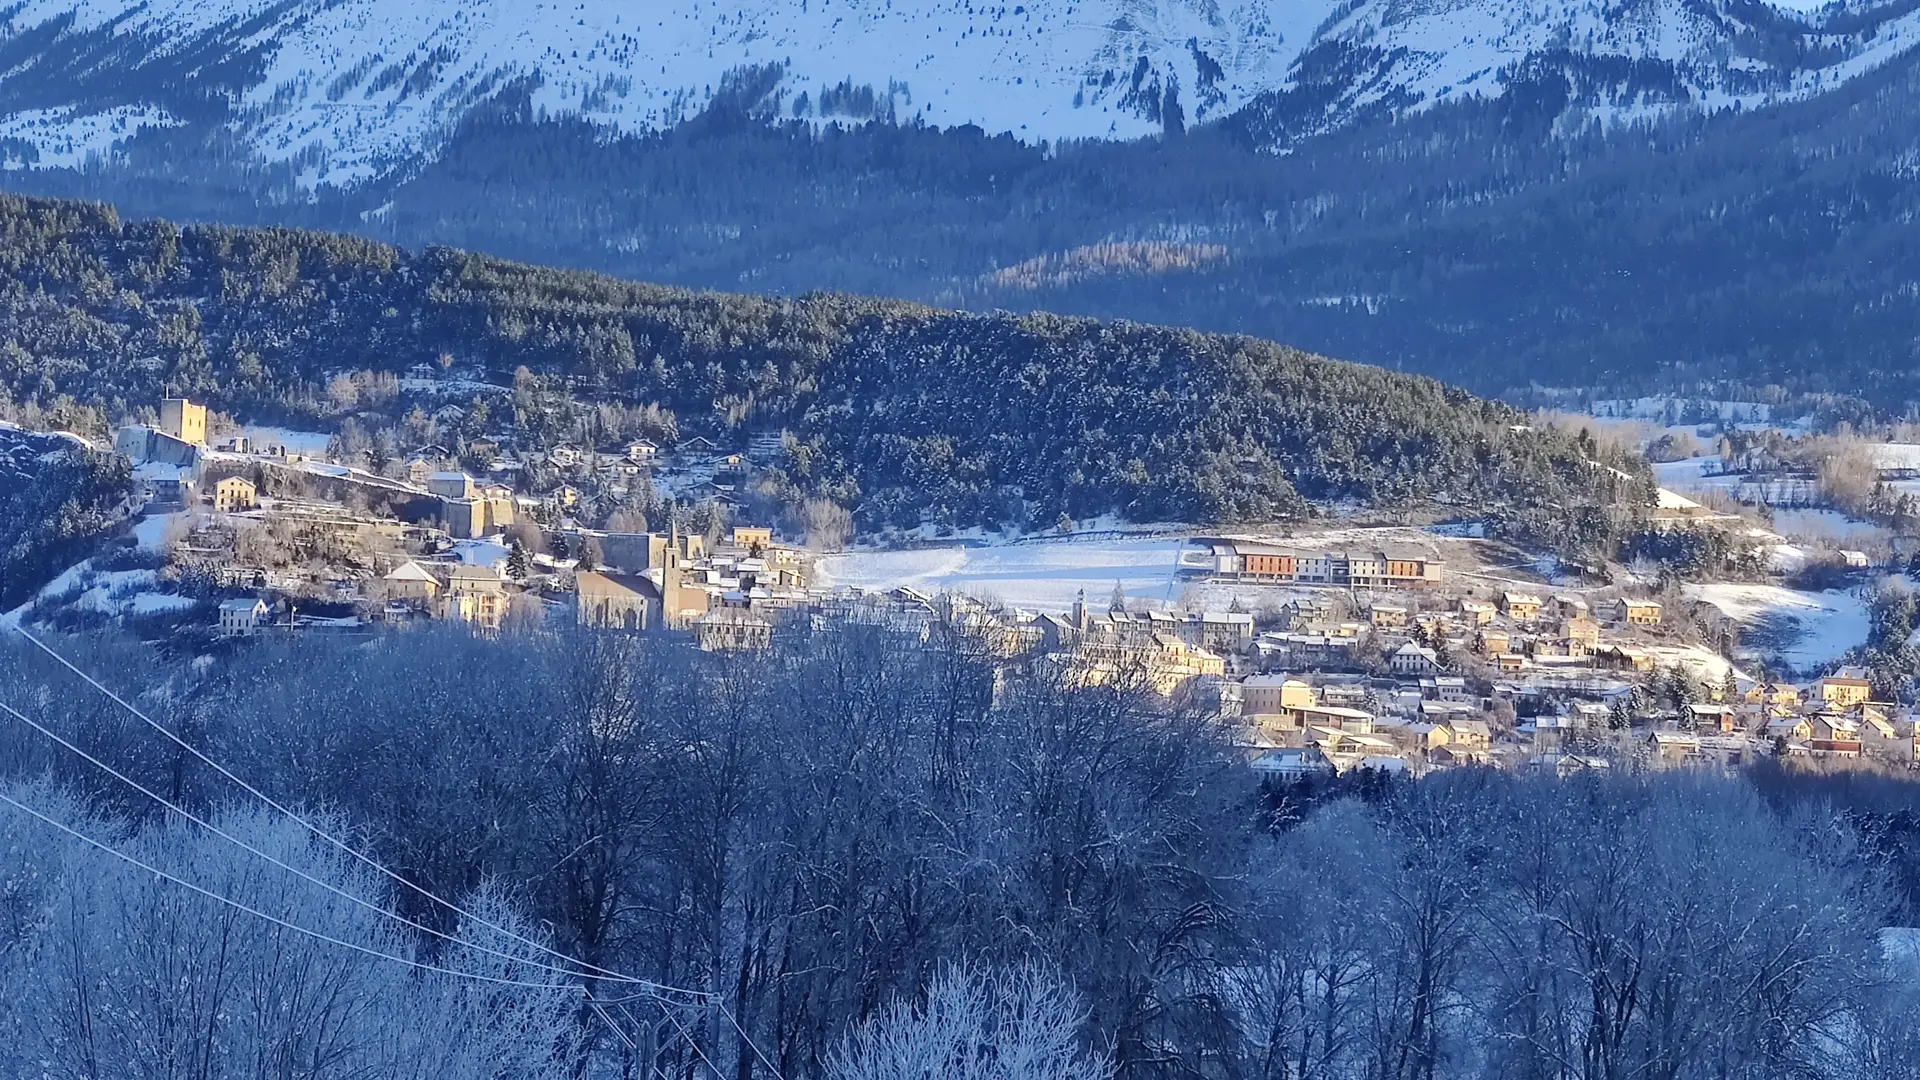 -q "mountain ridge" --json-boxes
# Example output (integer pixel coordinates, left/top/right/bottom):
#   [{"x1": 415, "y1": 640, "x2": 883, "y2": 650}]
[{"x1": 4, "y1": 0, "x2": 1919, "y2": 187}]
